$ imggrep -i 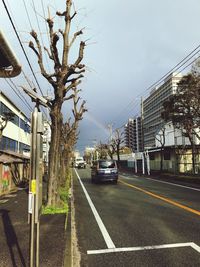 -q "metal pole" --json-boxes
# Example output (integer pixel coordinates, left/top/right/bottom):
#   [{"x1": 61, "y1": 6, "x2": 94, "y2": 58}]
[
  {"x1": 142, "y1": 153, "x2": 145, "y2": 174},
  {"x1": 36, "y1": 221, "x2": 40, "y2": 267},
  {"x1": 29, "y1": 107, "x2": 38, "y2": 267}
]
